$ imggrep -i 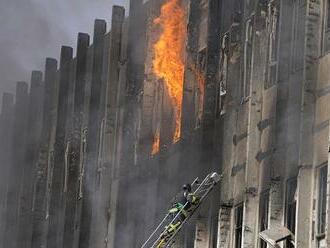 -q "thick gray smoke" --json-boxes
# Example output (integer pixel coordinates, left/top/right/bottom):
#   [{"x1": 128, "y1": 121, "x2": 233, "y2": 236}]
[{"x1": 0, "y1": 0, "x2": 129, "y2": 103}]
